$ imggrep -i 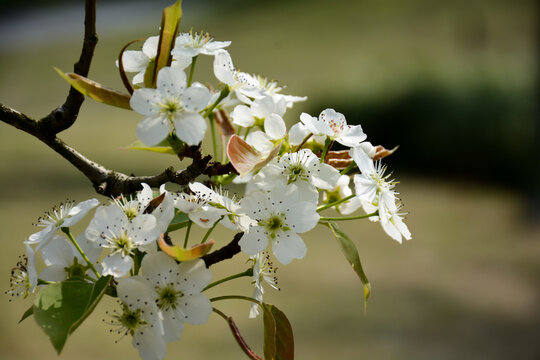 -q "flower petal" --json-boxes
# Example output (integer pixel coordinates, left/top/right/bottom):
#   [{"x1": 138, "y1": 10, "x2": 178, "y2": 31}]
[
  {"x1": 239, "y1": 226, "x2": 269, "y2": 255},
  {"x1": 136, "y1": 116, "x2": 171, "y2": 146},
  {"x1": 272, "y1": 231, "x2": 307, "y2": 265},
  {"x1": 176, "y1": 293, "x2": 212, "y2": 325},
  {"x1": 176, "y1": 259, "x2": 212, "y2": 294},
  {"x1": 173, "y1": 113, "x2": 207, "y2": 146}
]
